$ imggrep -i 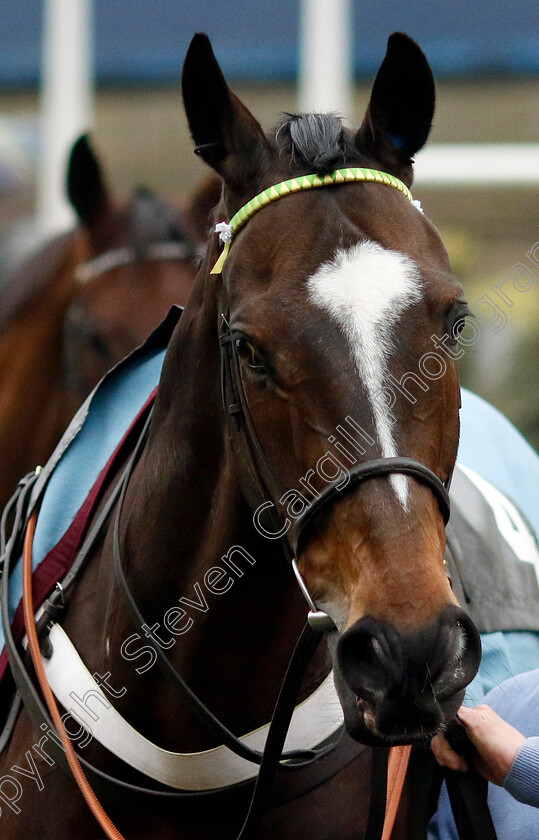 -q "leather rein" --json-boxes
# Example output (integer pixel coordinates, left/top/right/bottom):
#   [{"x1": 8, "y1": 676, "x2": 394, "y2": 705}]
[{"x1": 2, "y1": 411, "x2": 360, "y2": 840}]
